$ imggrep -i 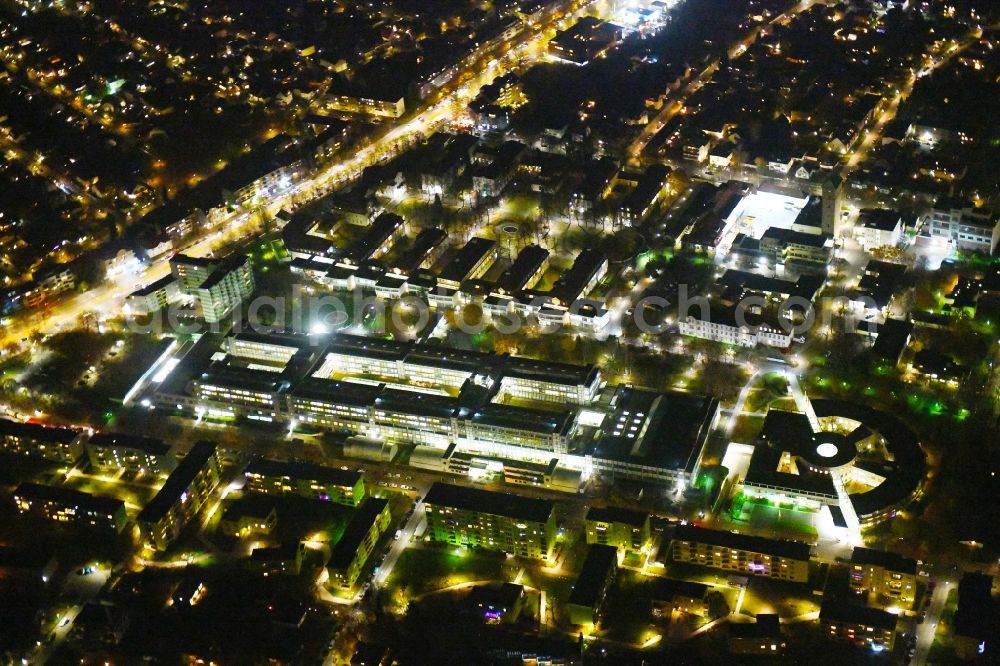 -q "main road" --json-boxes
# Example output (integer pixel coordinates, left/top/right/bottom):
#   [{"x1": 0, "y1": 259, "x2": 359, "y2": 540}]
[{"x1": 0, "y1": 0, "x2": 610, "y2": 350}]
